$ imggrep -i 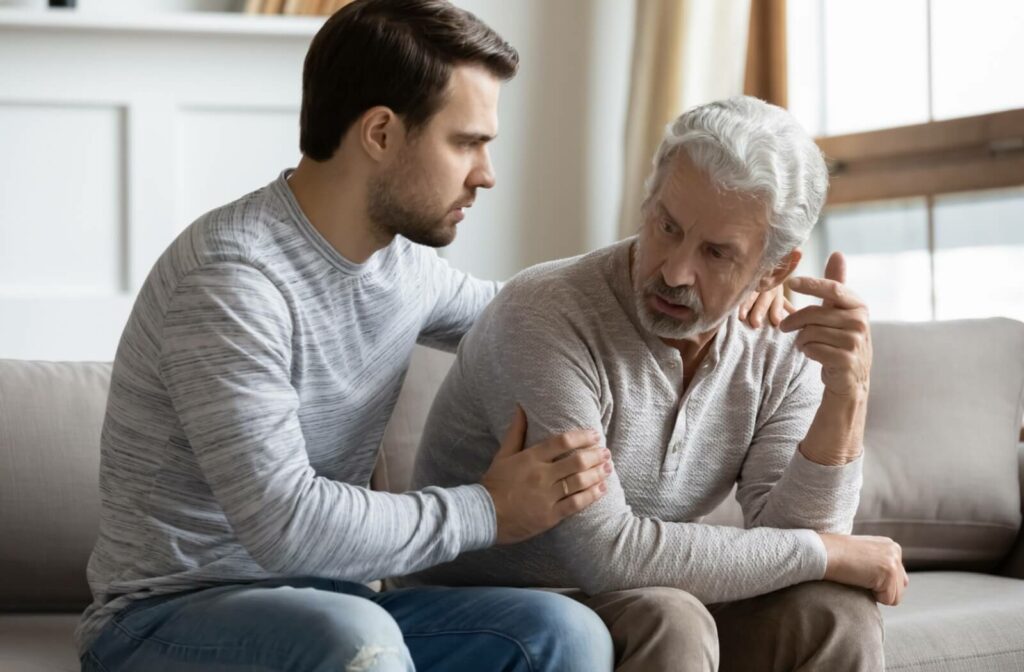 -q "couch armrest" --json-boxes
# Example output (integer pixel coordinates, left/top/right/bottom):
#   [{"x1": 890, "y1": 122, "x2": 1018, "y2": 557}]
[{"x1": 1000, "y1": 444, "x2": 1024, "y2": 579}]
